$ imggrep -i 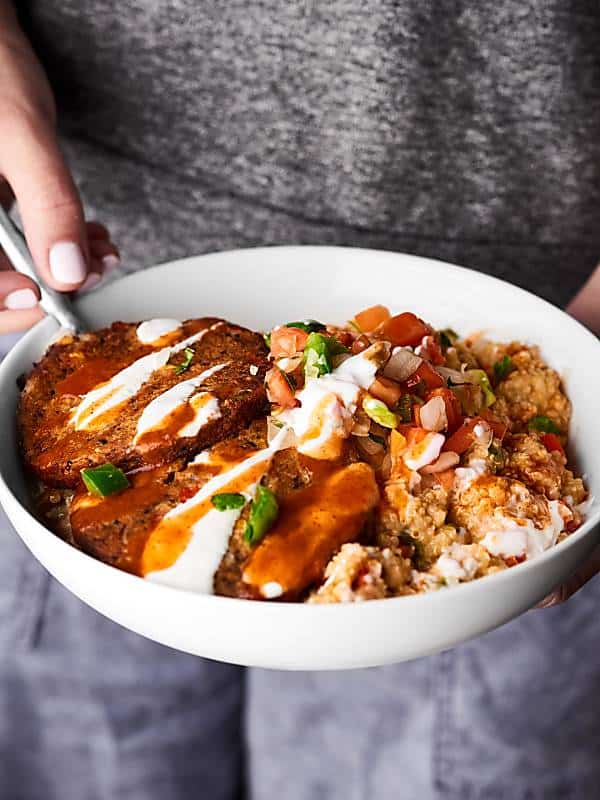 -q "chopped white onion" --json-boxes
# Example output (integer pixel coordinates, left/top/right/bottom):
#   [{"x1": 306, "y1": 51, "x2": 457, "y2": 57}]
[
  {"x1": 419, "y1": 396, "x2": 448, "y2": 432},
  {"x1": 383, "y1": 347, "x2": 422, "y2": 382},
  {"x1": 436, "y1": 366, "x2": 467, "y2": 385},
  {"x1": 473, "y1": 421, "x2": 493, "y2": 448}
]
